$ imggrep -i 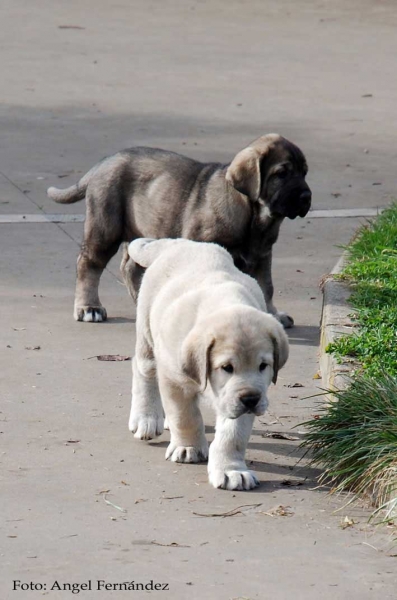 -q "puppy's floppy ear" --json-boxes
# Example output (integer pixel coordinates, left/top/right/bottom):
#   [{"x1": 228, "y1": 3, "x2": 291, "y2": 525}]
[
  {"x1": 226, "y1": 134, "x2": 286, "y2": 201},
  {"x1": 271, "y1": 335, "x2": 280, "y2": 385},
  {"x1": 180, "y1": 327, "x2": 214, "y2": 392},
  {"x1": 225, "y1": 147, "x2": 262, "y2": 201},
  {"x1": 128, "y1": 238, "x2": 178, "y2": 268},
  {"x1": 269, "y1": 319, "x2": 289, "y2": 384}
]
